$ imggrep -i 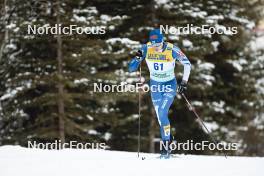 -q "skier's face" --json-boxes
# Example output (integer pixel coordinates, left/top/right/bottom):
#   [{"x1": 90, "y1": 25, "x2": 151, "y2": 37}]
[{"x1": 151, "y1": 42, "x2": 163, "y2": 52}]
